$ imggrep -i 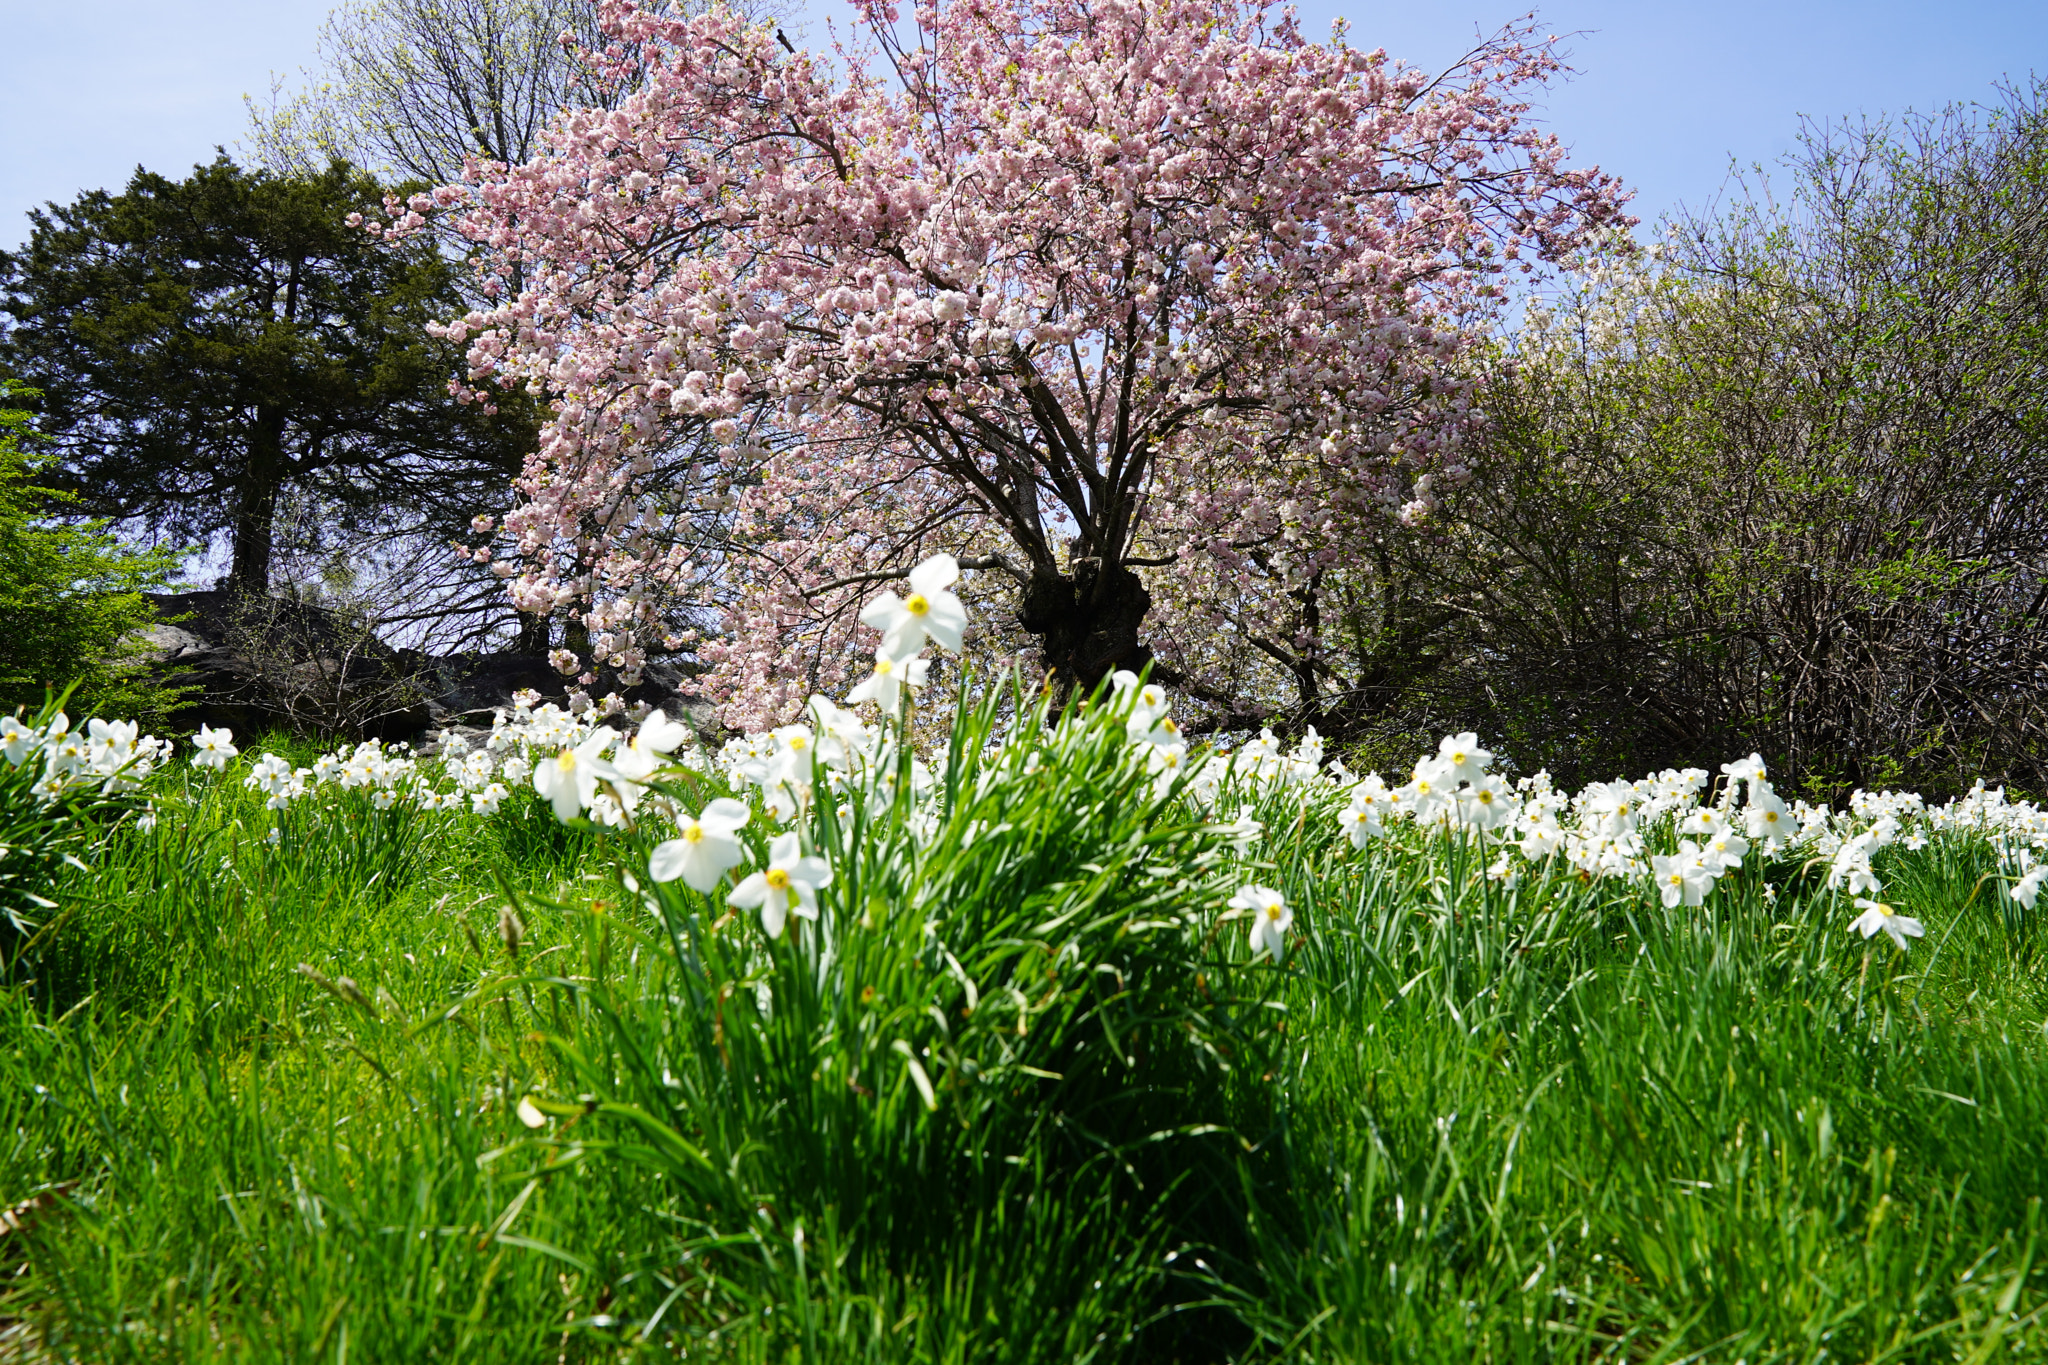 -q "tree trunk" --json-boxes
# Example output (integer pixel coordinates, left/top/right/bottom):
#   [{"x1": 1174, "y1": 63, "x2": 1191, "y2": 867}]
[
  {"x1": 227, "y1": 403, "x2": 286, "y2": 596},
  {"x1": 1018, "y1": 559, "x2": 1154, "y2": 695},
  {"x1": 516, "y1": 612, "x2": 552, "y2": 655}
]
